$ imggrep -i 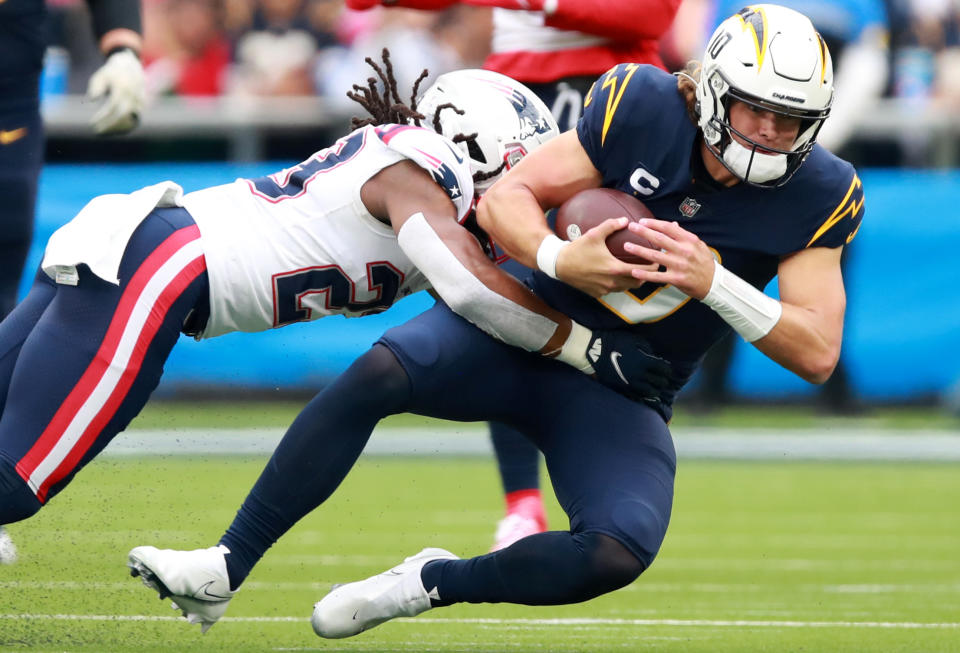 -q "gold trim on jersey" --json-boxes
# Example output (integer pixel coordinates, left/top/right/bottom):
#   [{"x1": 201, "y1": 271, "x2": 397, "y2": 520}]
[
  {"x1": 597, "y1": 249, "x2": 721, "y2": 324},
  {"x1": 599, "y1": 64, "x2": 640, "y2": 147},
  {"x1": 598, "y1": 284, "x2": 694, "y2": 324},
  {"x1": 845, "y1": 221, "x2": 862, "y2": 244},
  {"x1": 806, "y1": 174, "x2": 863, "y2": 247},
  {"x1": 584, "y1": 80, "x2": 596, "y2": 108}
]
